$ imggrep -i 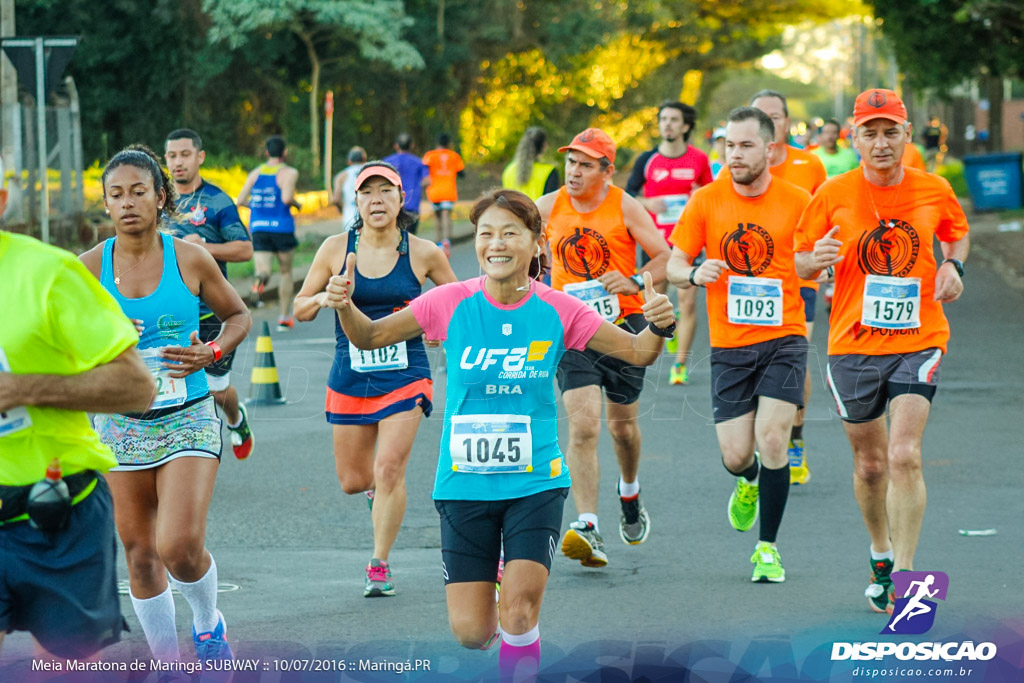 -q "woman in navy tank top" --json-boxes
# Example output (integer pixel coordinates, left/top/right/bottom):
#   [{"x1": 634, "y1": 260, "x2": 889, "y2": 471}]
[
  {"x1": 80, "y1": 145, "x2": 251, "y2": 665},
  {"x1": 295, "y1": 161, "x2": 456, "y2": 597}
]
